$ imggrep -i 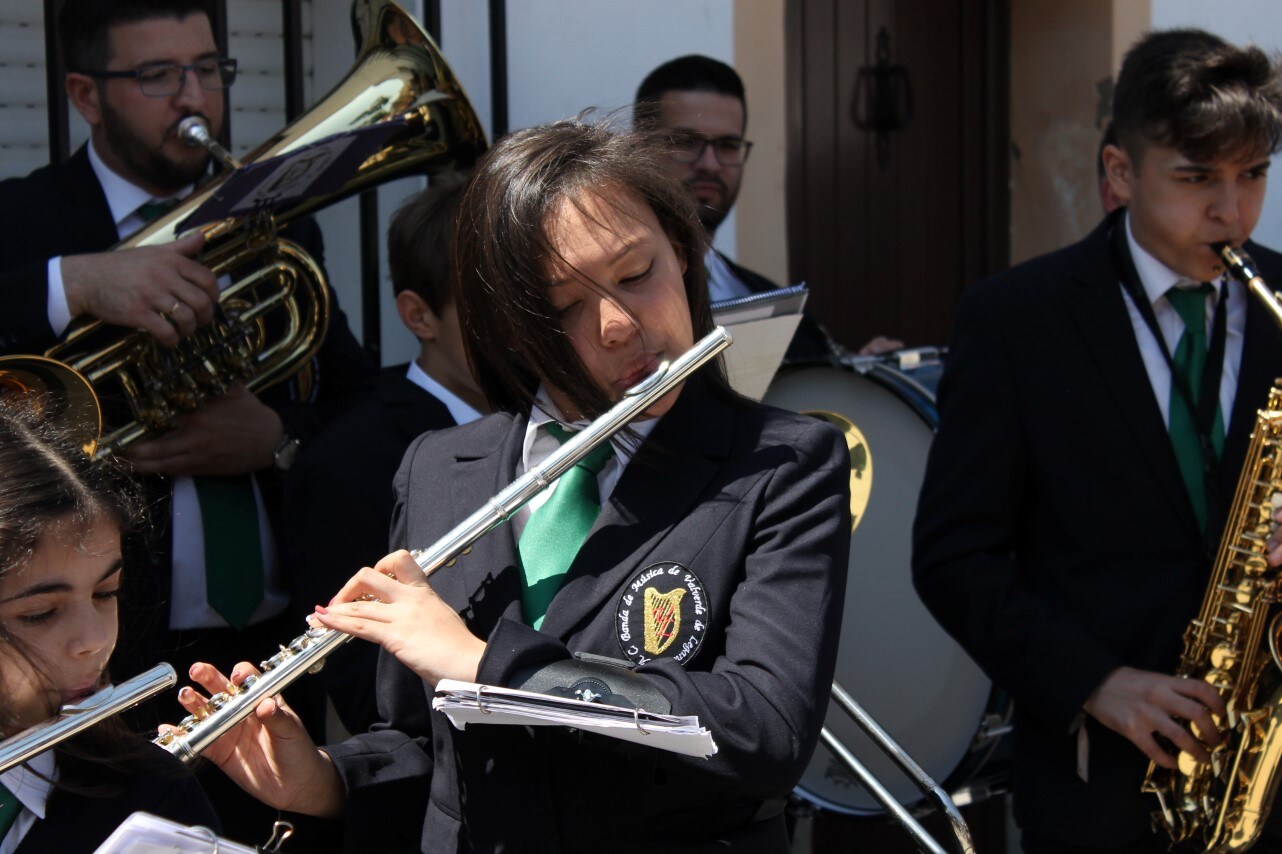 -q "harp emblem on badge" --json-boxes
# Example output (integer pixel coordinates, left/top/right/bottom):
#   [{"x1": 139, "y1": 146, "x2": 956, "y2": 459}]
[{"x1": 643, "y1": 587, "x2": 686, "y2": 655}]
